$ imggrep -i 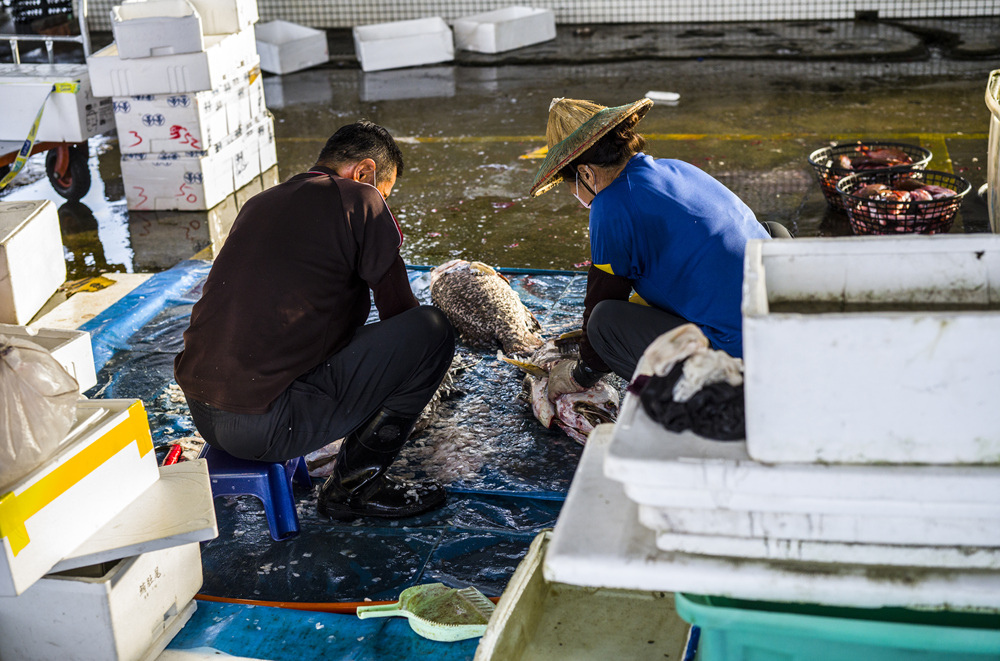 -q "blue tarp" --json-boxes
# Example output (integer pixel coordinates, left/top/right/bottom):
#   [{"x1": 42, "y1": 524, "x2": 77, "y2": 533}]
[{"x1": 80, "y1": 259, "x2": 607, "y2": 660}]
